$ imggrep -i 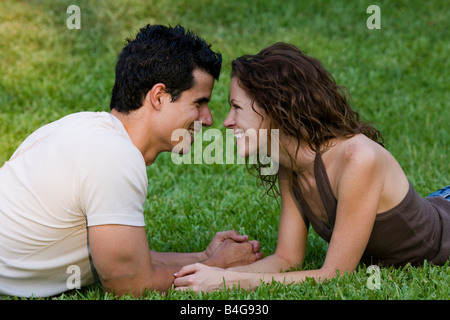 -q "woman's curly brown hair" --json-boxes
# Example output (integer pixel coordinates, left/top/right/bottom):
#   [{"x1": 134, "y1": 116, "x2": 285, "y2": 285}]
[{"x1": 231, "y1": 42, "x2": 384, "y2": 197}]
